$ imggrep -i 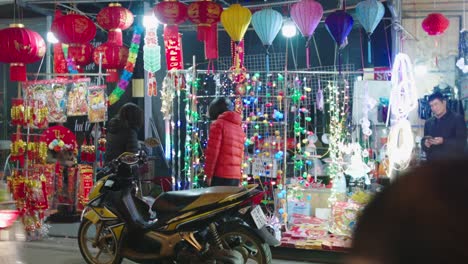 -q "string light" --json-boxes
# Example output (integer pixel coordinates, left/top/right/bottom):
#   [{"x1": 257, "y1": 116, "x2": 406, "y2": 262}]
[{"x1": 386, "y1": 53, "x2": 417, "y2": 177}]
